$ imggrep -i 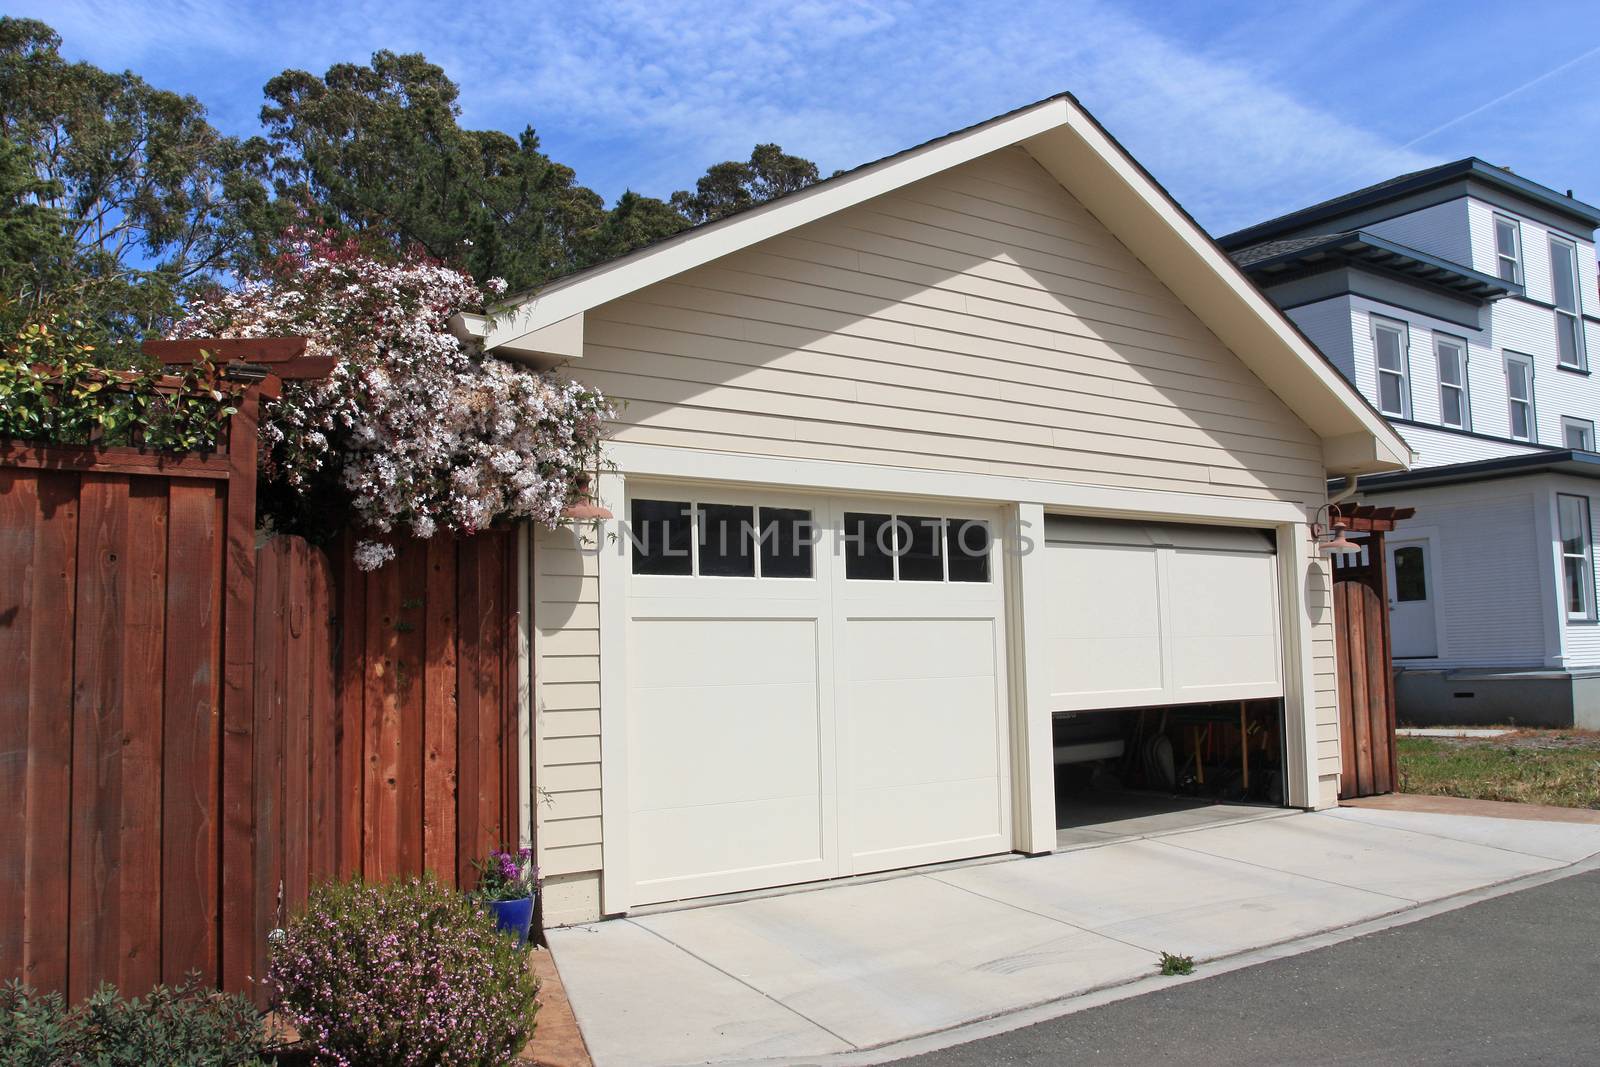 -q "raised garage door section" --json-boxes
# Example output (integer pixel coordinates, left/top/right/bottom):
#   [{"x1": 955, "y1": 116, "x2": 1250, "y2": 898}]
[
  {"x1": 623, "y1": 489, "x2": 1012, "y2": 906},
  {"x1": 1044, "y1": 517, "x2": 1283, "y2": 711}
]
